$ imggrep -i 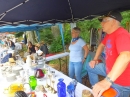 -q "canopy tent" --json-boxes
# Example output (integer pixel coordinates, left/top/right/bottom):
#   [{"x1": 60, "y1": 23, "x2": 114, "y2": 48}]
[
  {"x1": 0, "y1": 23, "x2": 53, "y2": 43},
  {"x1": 0, "y1": 0, "x2": 130, "y2": 26},
  {"x1": 1, "y1": 0, "x2": 130, "y2": 51},
  {"x1": 0, "y1": 24, "x2": 53, "y2": 32},
  {"x1": 0, "y1": 23, "x2": 65, "y2": 51}
]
